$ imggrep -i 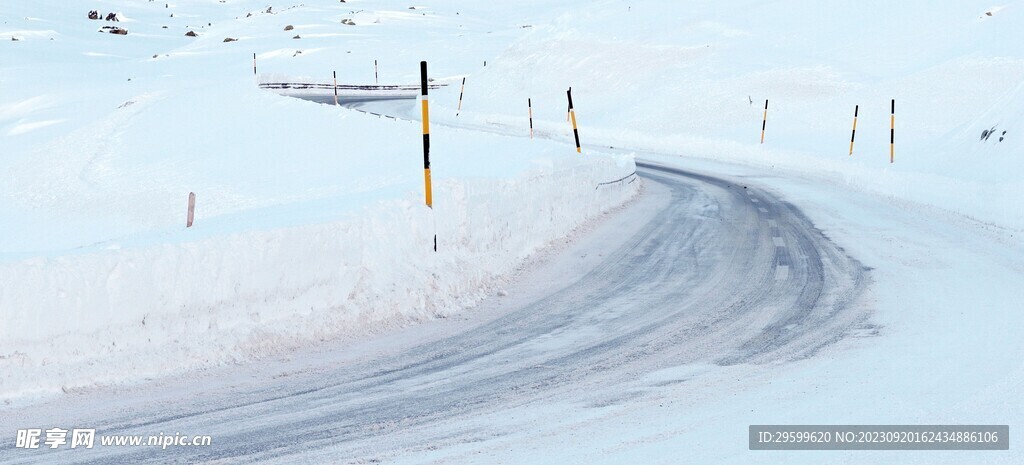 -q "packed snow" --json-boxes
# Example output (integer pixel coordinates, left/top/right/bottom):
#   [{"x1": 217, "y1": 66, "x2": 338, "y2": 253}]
[
  {"x1": 0, "y1": 0, "x2": 637, "y2": 400},
  {"x1": 433, "y1": 0, "x2": 1024, "y2": 228},
  {"x1": 2, "y1": 0, "x2": 1023, "y2": 463}
]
